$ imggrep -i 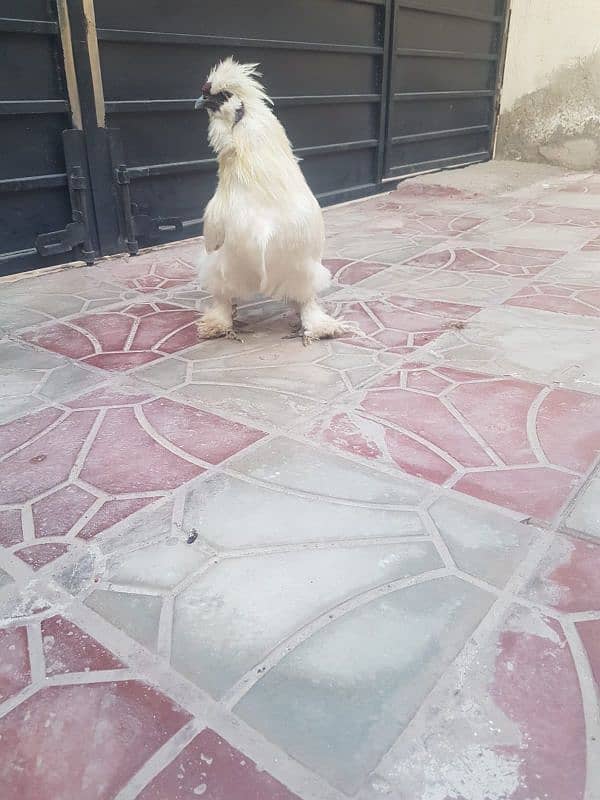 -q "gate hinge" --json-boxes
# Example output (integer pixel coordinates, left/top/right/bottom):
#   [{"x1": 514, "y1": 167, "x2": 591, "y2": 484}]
[
  {"x1": 113, "y1": 164, "x2": 183, "y2": 256},
  {"x1": 35, "y1": 167, "x2": 96, "y2": 264}
]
